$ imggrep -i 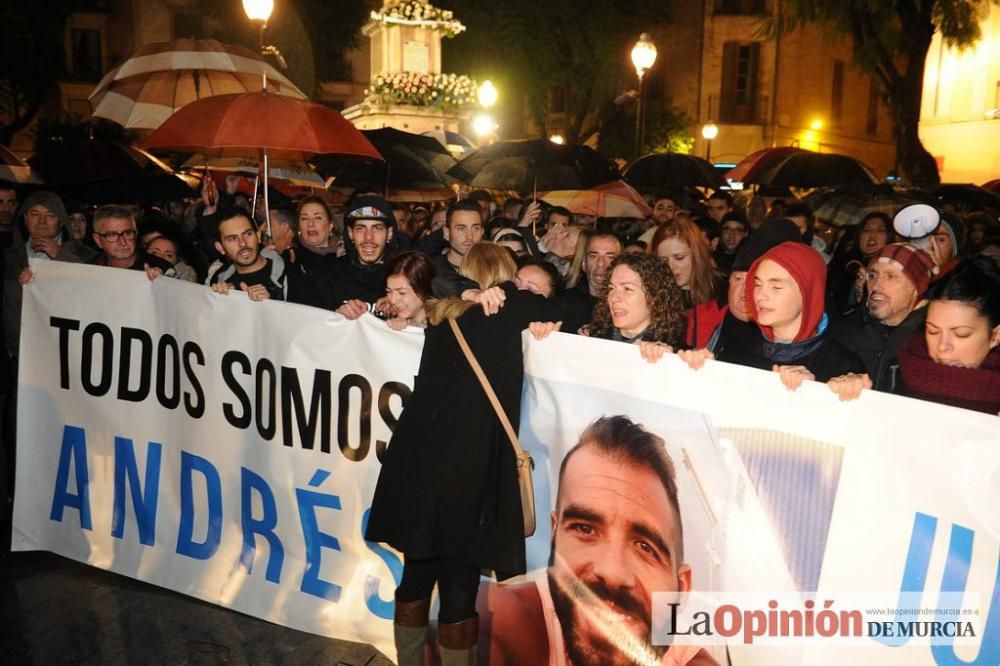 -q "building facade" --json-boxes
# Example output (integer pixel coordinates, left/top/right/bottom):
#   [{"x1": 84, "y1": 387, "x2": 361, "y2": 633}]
[{"x1": 919, "y1": 3, "x2": 1000, "y2": 184}]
